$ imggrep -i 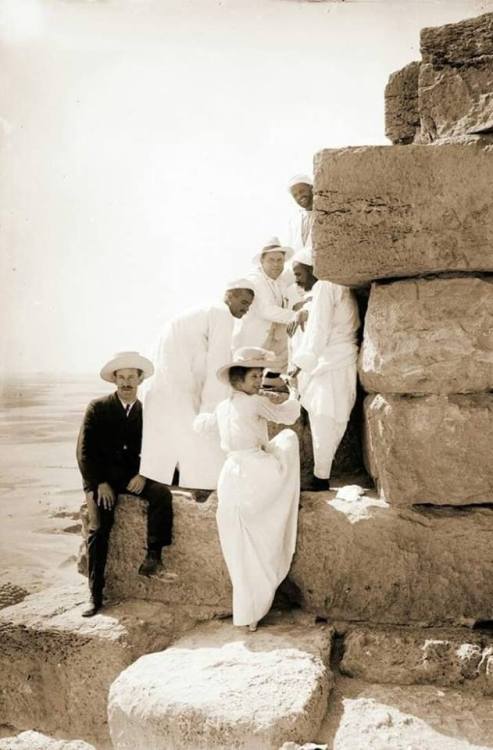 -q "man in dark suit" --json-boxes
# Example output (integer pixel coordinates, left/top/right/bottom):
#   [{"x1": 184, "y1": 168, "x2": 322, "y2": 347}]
[{"x1": 77, "y1": 351, "x2": 173, "y2": 617}]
